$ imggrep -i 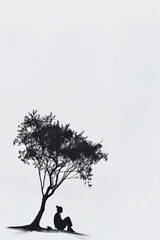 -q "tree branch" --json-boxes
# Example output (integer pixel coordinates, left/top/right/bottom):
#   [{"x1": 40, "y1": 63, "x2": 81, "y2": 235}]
[
  {"x1": 47, "y1": 176, "x2": 65, "y2": 198},
  {"x1": 54, "y1": 168, "x2": 61, "y2": 186},
  {"x1": 45, "y1": 185, "x2": 52, "y2": 197},
  {"x1": 48, "y1": 170, "x2": 52, "y2": 186},
  {"x1": 66, "y1": 173, "x2": 79, "y2": 179},
  {"x1": 38, "y1": 169, "x2": 44, "y2": 196},
  {"x1": 42, "y1": 169, "x2": 47, "y2": 190},
  {"x1": 47, "y1": 165, "x2": 74, "y2": 198}
]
